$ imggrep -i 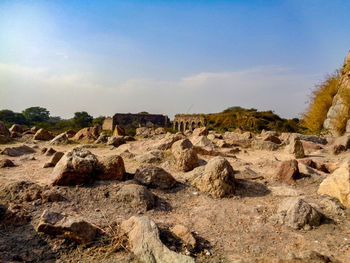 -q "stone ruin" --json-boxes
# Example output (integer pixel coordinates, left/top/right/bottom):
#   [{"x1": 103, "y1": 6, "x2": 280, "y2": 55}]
[
  {"x1": 173, "y1": 114, "x2": 207, "y2": 132},
  {"x1": 103, "y1": 113, "x2": 170, "y2": 131}
]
